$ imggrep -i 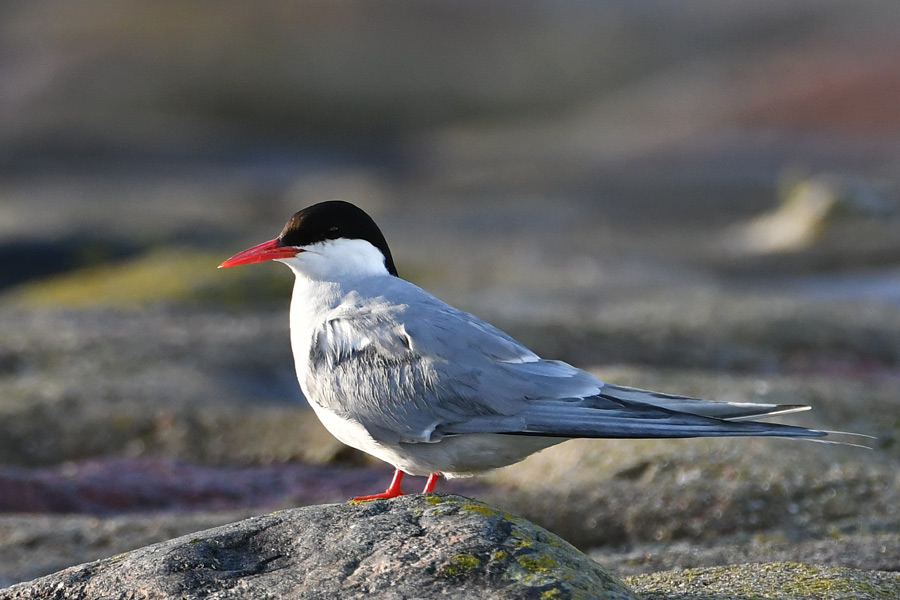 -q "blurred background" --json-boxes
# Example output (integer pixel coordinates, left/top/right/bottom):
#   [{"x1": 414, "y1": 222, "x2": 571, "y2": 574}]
[
  {"x1": 3, "y1": 1, "x2": 900, "y2": 306},
  {"x1": 2, "y1": 0, "x2": 900, "y2": 586}
]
